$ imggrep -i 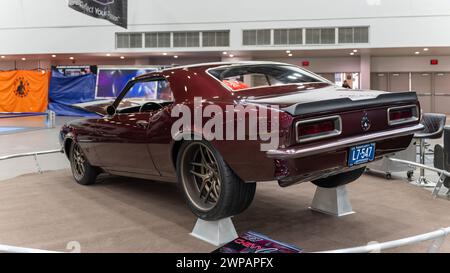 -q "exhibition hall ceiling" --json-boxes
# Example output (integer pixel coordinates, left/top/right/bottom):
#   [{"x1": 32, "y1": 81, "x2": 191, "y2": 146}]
[{"x1": 1, "y1": 47, "x2": 449, "y2": 62}]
